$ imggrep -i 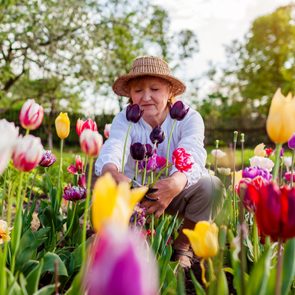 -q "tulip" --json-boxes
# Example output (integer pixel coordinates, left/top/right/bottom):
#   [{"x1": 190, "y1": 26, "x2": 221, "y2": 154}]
[
  {"x1": 283, "y1": 156, "x2": 292, "y2": 169},
  {"x1": 39, "y1": 150, "x2": 56, "y2": 167},
  {"x1": 217, "y1": 167, "x2": 231, "y2": 176},
  {"x1": 130, "y1": 203, "x2": 147, "y2": 227},
  {"x1": 170, "y1": 101, "x2": 189, "y2": 121},
  {"x1": 63, "y1": 184, "x2": 86, "y2": 201},
  {"x1": 0, "y1": 119, "x2": 19, "y2": 175},
  {"x1": 139, "y1": 153, "x2": 166, "y2": 172},
  {"x1": 104, "y1": 123, "x2": 111, "y2": 139},
  {"x1": 242, "y1": 166, "x2": 272, "y2": 181},
  {"x1": 266, "y1": 88, "x2": 295, "y2": 144},
  {"x1": 0, "y1": 220, "x2": 11, "y2": 244},
  {"x1": 126, "y1": 104, "x2": 144, "y2": 123},
  {"x1": 85, "y1": 224, "x2": 158, "y2": 295},
  {"x1": 265, "y1": 147, "x2": 274, "y2": 157},
  {"x1": 288, "y1": 133, "x2": 295, "y2": 149},
  {"x1": 145, "y1": 144, "x2": 153, "y2": 158},
  {"x1": 284, "y1": 171, "x2": 295, "y2": 182},
  {"x1": 12, "y1": 135, "x2": 43, "y2": 172},
  {"x1": 150, "y1": 125, "x2": 165, "y2": 145},
  {"x1": 67, "y1": 155, "x2": 84, "y2": 174},
  {"x1": 80, "y1": 129, "x2": 103, "y2": 157},
  {"x1": 55, "y1": 112, "x2": 70, "y2": 139},
  {"x1": 280, "y1": 147, "x2": 284, "y2": 157},
  {"x1": 172, "y1": 147, "x2": 194, "y2": 172},
  {"x1": 249, "y1": 156, "x2": 274, "y2": 171},
  {"x1": 76, "y1": 118, "x2": 97, "y2": 136},
  {"x1": 78, "y1": 173, "x2": 86, "y2": 188},
  {"x1": 253, "y1": 143, "x2": 266, "y2": 157},
  {"x1": 183, "y1": 221, "x2": 219, "y2": 258},
  {"x1": 19, "y1": 99, "x2": 44, "y2": 130},
  {"x1": 211, "y1": 149, "x2": 226, "y2": 159},
  {"x1": 130, "y1": 142, "x2": 146, "y2": 161},
  {"x1": 92, "y1": 173, "x2": 147, "y2": 233}
]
